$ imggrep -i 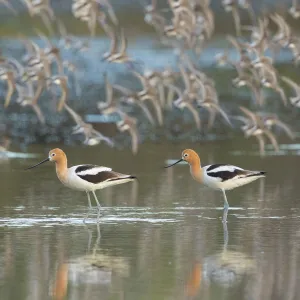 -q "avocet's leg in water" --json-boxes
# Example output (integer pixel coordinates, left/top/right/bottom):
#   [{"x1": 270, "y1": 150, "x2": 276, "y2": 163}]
[
  {"x1": 222, "y1": 189, "x2": 229, "y2": 223},
  {"x1": 92, "y1": 190, "x2": 102, "y2": 221},
  {"x1": 84, "y1": 191, "x2": 92, "y2": 224}
]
